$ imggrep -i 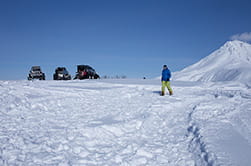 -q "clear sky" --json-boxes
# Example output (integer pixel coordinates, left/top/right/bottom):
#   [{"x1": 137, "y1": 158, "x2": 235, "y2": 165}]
[{"x1": 0, "y1": 0, "x2": 251, "y2": 80}]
